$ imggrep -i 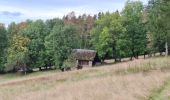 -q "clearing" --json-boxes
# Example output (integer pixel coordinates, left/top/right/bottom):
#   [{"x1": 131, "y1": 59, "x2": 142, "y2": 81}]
[{"x1": 0, "y1": 56, "x2": 170, "y2": 100}]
